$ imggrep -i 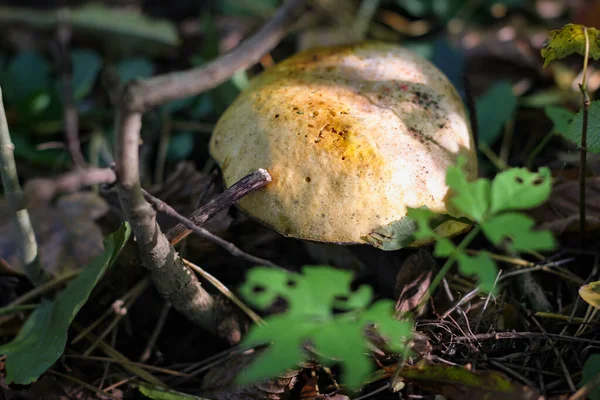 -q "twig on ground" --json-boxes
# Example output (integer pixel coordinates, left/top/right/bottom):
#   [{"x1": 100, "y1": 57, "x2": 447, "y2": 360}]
[
  {"x1": 139, "y1": 301, "x2": 171, "y2": 363},
  {"x1": 56, "y1": 9, "x2": 85, "y2": 168},
  {"x1": 24, "y1": 167, "x2": 116, "y2": 205},
  {"x1": 0, "y1": 87, "x2": 47, "y2": 285},
  {"x1": 167, "y1": 168, "x2": 272, "y2": 245},
  {"x1": 452, "y1": 331, "x2": 600, "y2": 346},
  {"x1": 143, "y1": 189, "x2": 279, "y2": 268},
  {"x1": 114, "y1": 0, "x2": 305, "y2": 342}
]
